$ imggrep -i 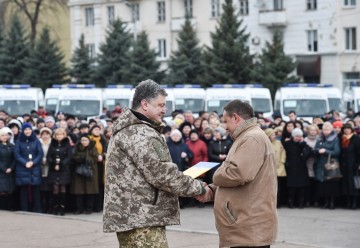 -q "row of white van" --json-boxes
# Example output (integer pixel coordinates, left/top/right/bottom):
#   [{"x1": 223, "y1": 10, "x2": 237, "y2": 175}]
[{"x1": 0, "y1": 84, "x2": 359, "y2": 121}]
